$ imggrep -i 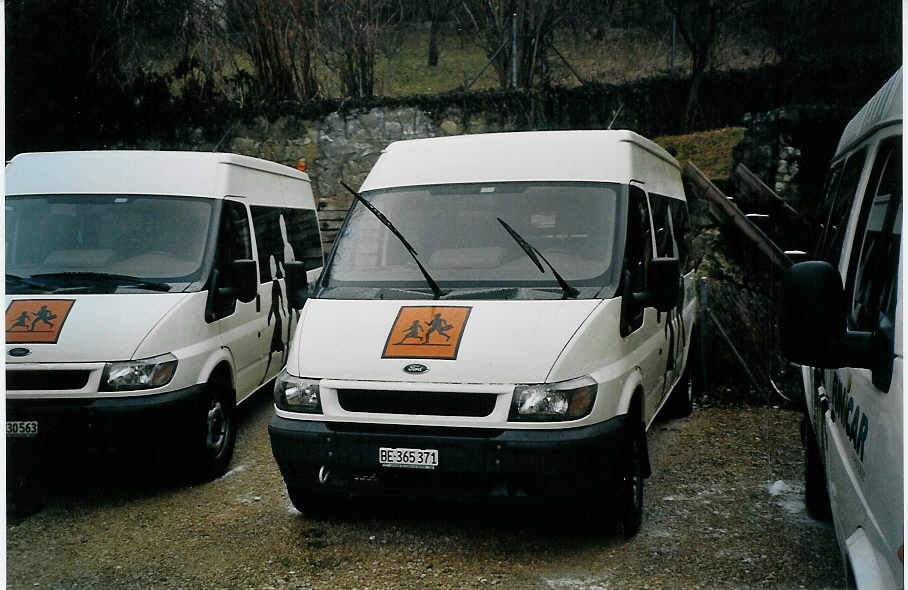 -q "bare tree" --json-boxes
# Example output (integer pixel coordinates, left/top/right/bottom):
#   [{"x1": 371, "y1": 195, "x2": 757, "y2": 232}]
[
  {"x1": 427, "y1": 0, "x2": 452, "y2": 67},
  {"x1": 463, "y1": 0, "x2": 562, "y2": 89},
  {"x1": 663, "y1": 0, "x2": 752, "y2": 130},
  {"x1": 321, "y1": 0, "x2": 396, "y2": 98},
  {"x1": 224, "y1": 0, "x2": 320, "y2": 101}
]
